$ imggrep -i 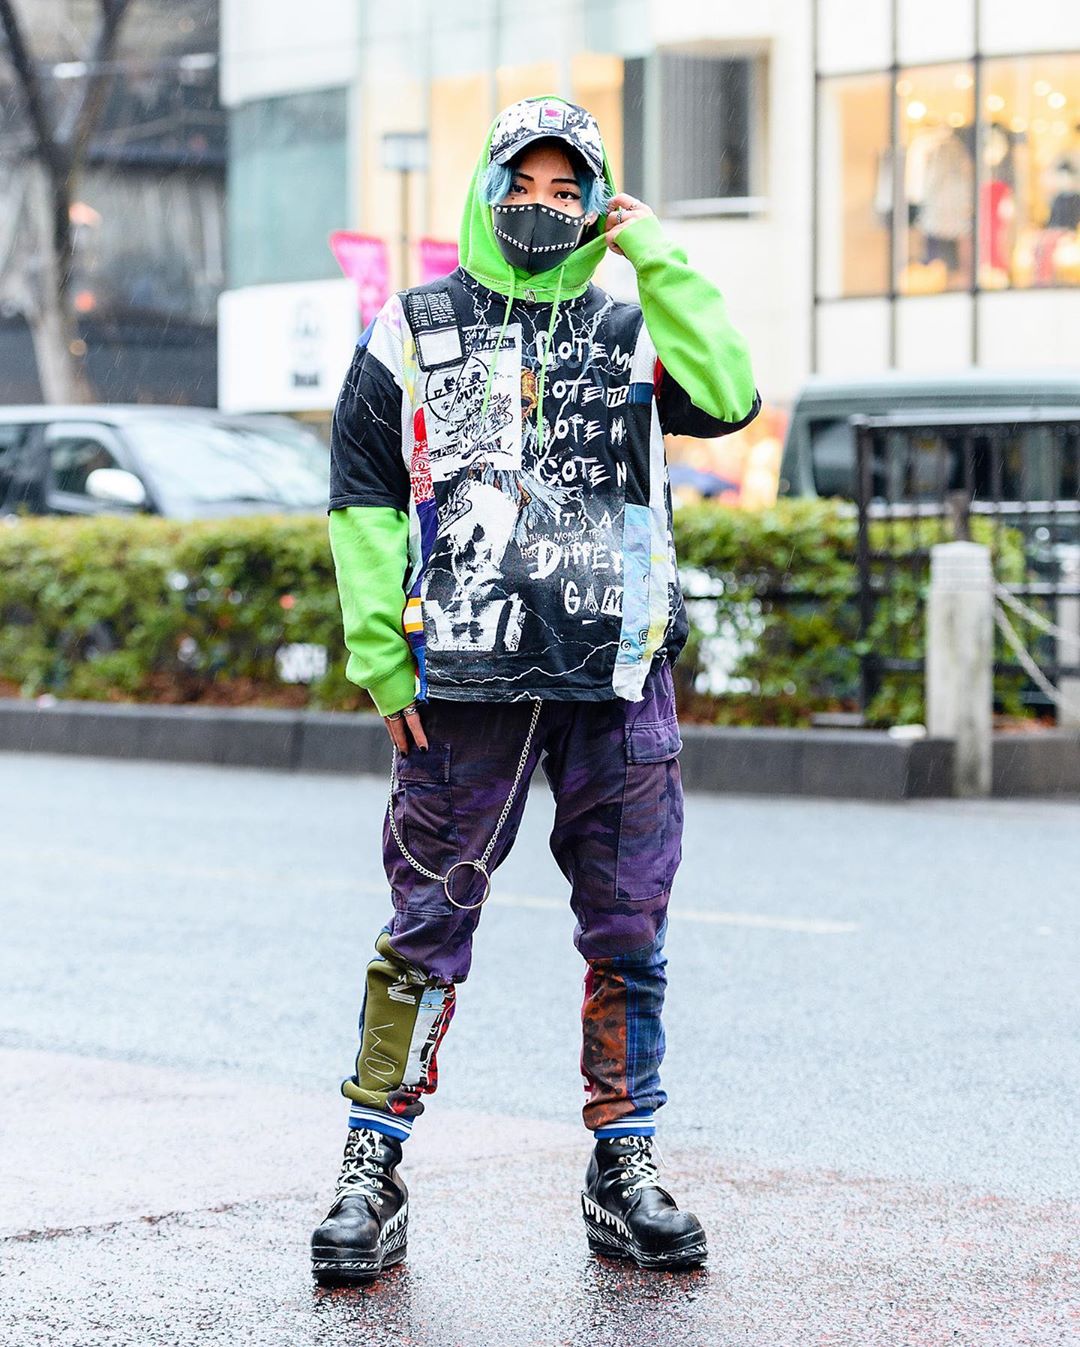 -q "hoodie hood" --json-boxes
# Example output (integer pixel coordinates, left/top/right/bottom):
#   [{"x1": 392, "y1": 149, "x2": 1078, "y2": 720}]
[{"x1": 458, "y1": 95, "x2": 616, "y2": 302}]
